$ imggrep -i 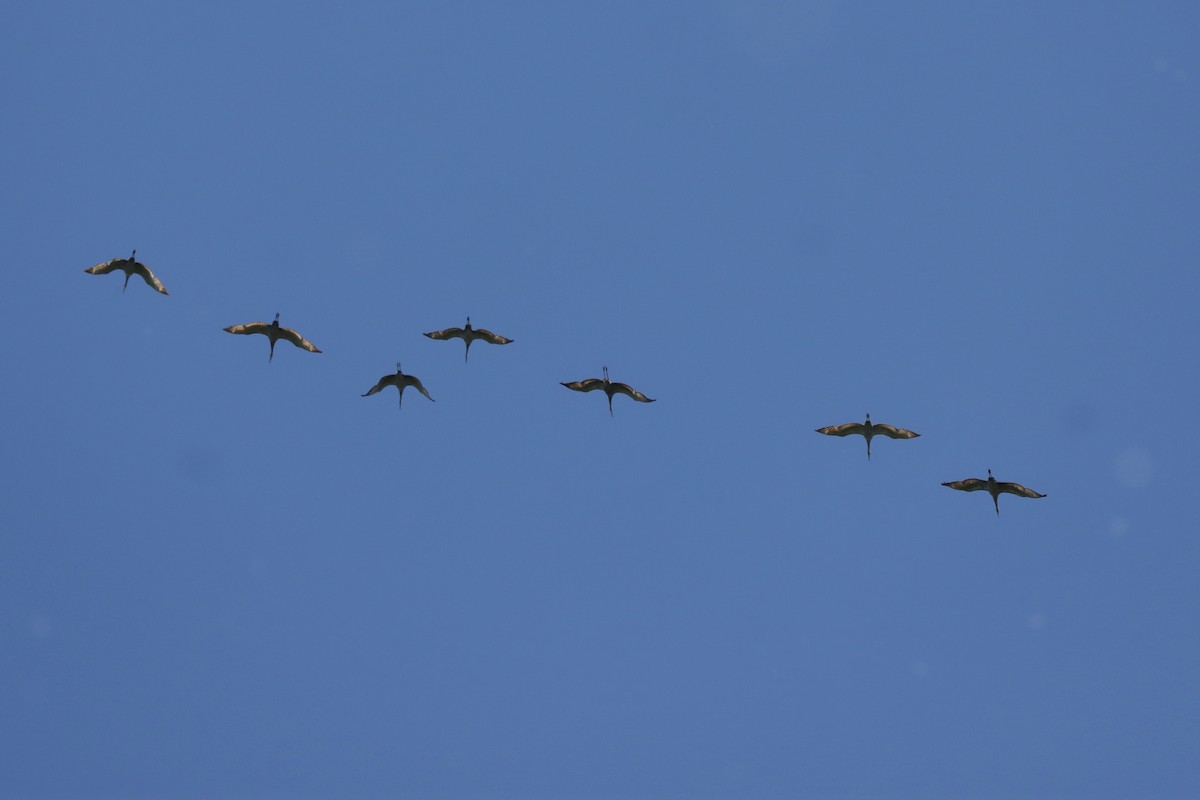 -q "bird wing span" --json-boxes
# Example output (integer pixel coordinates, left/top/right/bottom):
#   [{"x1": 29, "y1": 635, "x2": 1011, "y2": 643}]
[
  {"x1": 223, "y1": 321, "x2": 272, "y2": 335},
  {"x1": 280, "y1": 327, "x2": 321, "y2": 353},
  {"x1": 474, "y1": 328, "x2": 513, "y2": 345},
  {"x1": 816, "y1": 422, "x2": 866, "y2": 437},
  {"x1": 134, "y1": 263, "x2": 169, "y2": 294},
  {"x1": 562, "y1": 379, "x2": 606, "y2": 393},
  {"x1": 424, "y1": 327, "x2": 464, "y2": 340},
  {"x1": 611, "y1": 382, "x2": 654, "y2": 403},
  {"x1": 873, "y1": 423, "x2": 920, "y2": 439},
  {"x1": 942, "y1": 478, "x2": 988, "y2": 492},
  {"x1": 997, "y1": 481, "x2": 1046, "y2": 498}
]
